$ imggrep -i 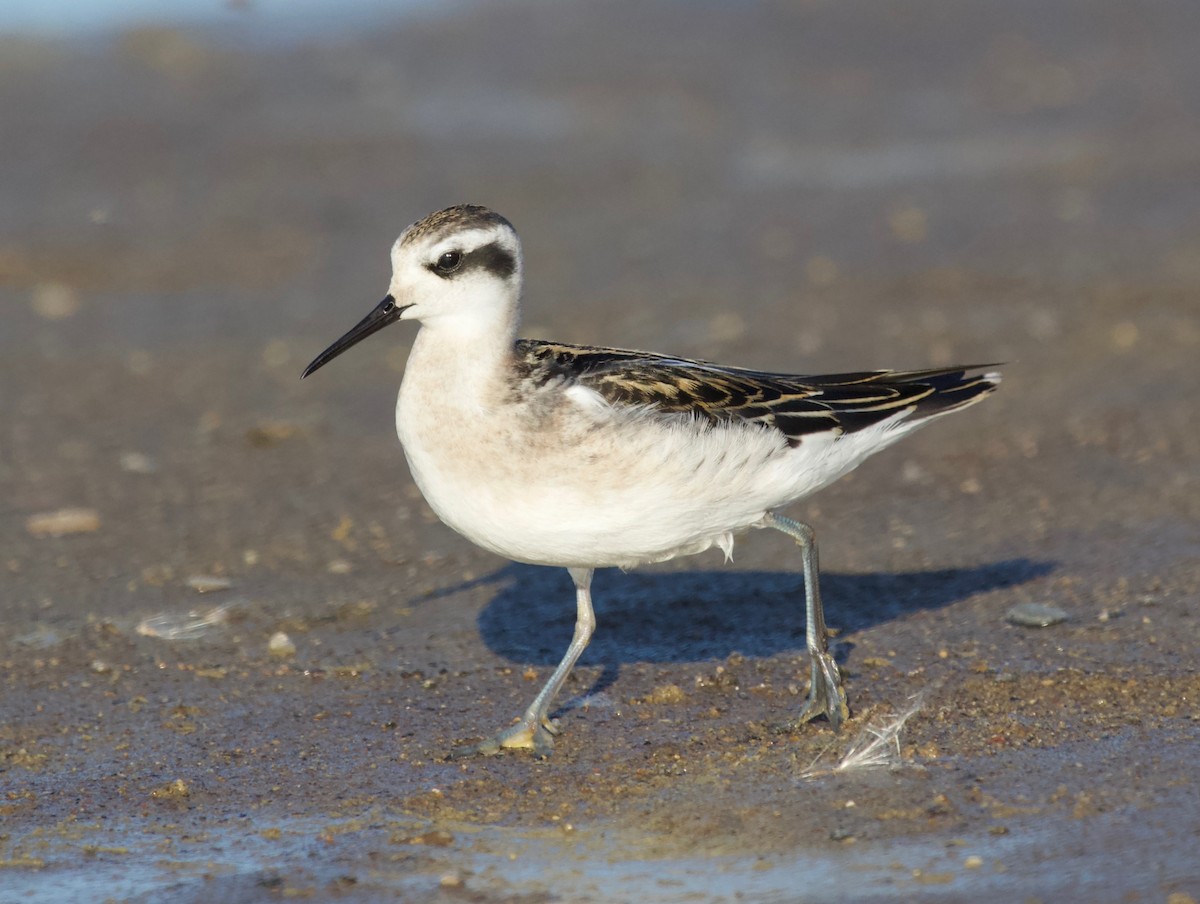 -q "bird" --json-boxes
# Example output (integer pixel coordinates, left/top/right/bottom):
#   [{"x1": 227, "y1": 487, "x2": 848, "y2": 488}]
[{"x1": 302, "y1": 204, "x2": 1000, "y2": 757}]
